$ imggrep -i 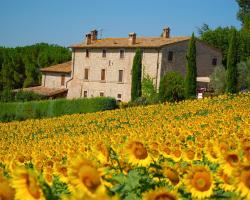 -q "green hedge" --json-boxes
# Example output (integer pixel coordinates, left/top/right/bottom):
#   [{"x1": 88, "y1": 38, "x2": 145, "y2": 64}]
[{"x1": 0, "y1": 97, "x2": 117, "y2": 122}]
